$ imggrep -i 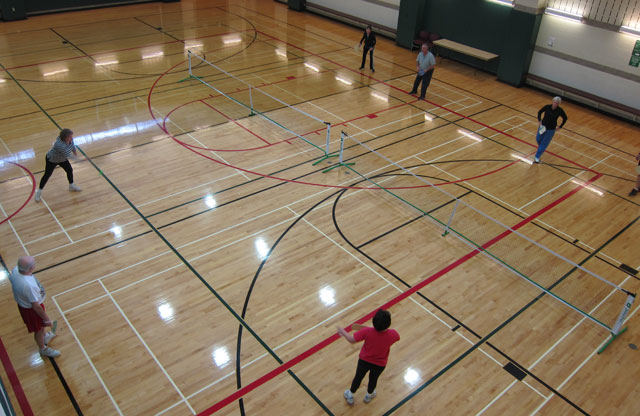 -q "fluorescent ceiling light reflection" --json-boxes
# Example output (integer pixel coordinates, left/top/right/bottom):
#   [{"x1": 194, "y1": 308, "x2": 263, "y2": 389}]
[
  {"x1": 0, "y1": 149, "x2": 35, "y2": 168},
  {"x1": 142, "y1": 51, "x2": 164, "y2": 60},
  {"x1": 404, "y1": 368, "x2": 420, "y2": 385},
  {"x1": 304, "y1": 62, "x2": 319, "y2": 72},
  {"x1": 223, "y1": 36, "x2": 242, "y2": 45},
  {"x1": 212, "y1": 347, "x2": 231, "y2": 367},
  {"x1": 275, "y1": 49, "x2": 288, "y2": 57},
  {"x1": 42, "y1": 69, "x2": 69, "y2": 77},
  {"x1": 335, "y1": 76, "x2": 352, "y2": 85},
  {"x1": 424, "y1": 113, "x2": 433, "y2": 122},
  {"x1": 620, "y1": 26, "x2": 640, "y2": 38},
  {"x1": 95, "y1": 59, "x2": 119, "y2": 66},
  {"x1": 184, "y1": 42, "x2": 204, "y2": 50},
  {"x1": 255, "y1": 238, "x2": 269, "y2": 260},
  {"x1": 157, "y1": 303, "x2": 174, "y2": 321},
  {"x1": 0, "y1": 270, "x2": 7, "y2": 282},
  {"x1": 571, "y1": 180, "x2": 603, "y2": 196},
  {"x1": 204, "y1": 194, "x2": 216, "y2": 208},
  {"x1": 370, "y1": 92, "x2": 388, "y2": 102},
  {"x1": 458, "y1": 129, "x2": 482, "y2": 142},
  {"x1": 0, "y1": 79, "x2": 6, "y2": 83},
  {"x1": 110, "y1": 225, "x2": 122, "y2": 237},
  {"x1": 319, "y1": 286, "x2": 336, "y2": 306},
  {"x1": 511, "y1": 153, "x2": 533, "y2": 165},
  {"x1": 487, "y1": 0, "x2": 513, "y2": 6},
  {"x1": 73, "y1": 120, "x2": 156, "y2": 146},
  {"x1": 545, "y1": 7, "x2": 583, "y2": 22}
]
